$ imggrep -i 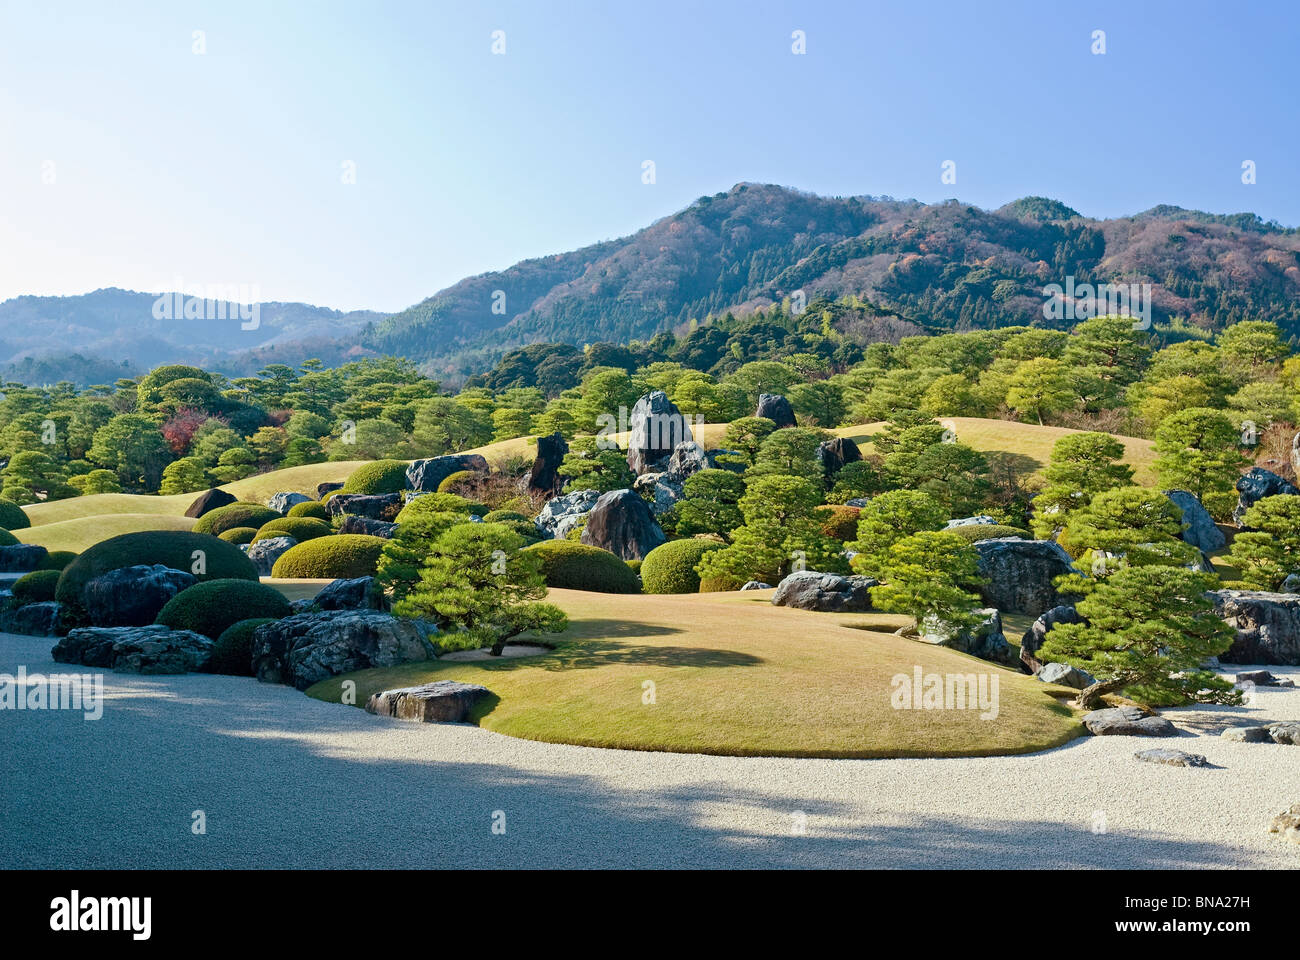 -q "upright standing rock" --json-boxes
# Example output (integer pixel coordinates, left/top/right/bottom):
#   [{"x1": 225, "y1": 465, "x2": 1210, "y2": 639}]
[
  {"x1": 755, "y1": 393, "x2": 797, "y2": 429},
  {"x1": 1164, "y1": 489, "x2": 1225, "y2": 553},
  {"x1": 973, "y1": 538, "x2": 1078, "y2": 617},
  {"x1": 184, "y1": 488, "x2": 237, "y2": 519},
  {"x1": 1234, "y1": 468, "x2": 1298, "y2": 525},
  {"x1": 626, "y1": 391, "x2": 692, "y2": 475},
  {"x1": 817, "y1": 437, "x2": 862, "y2": 478},
  {"x1": 527, "y1": 431, "x2": 569, "y2": 498},
  {"x1": 580, "y1": 489, "x2": 667, "y2": 560}
]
